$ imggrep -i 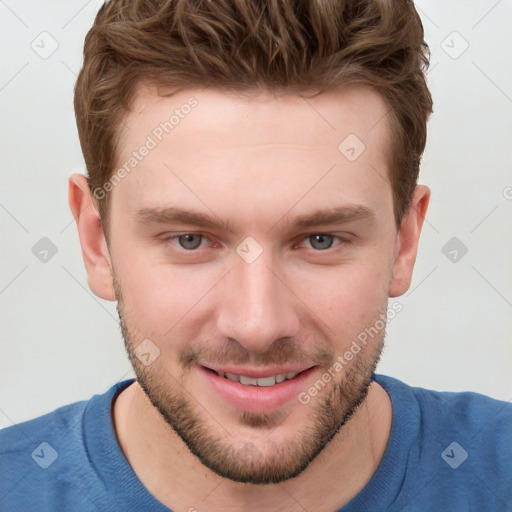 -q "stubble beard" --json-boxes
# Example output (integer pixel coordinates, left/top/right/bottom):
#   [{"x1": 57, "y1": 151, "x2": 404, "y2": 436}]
[{"x1": 114, "y1": 279, "x2": 386, "y2": 485}]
